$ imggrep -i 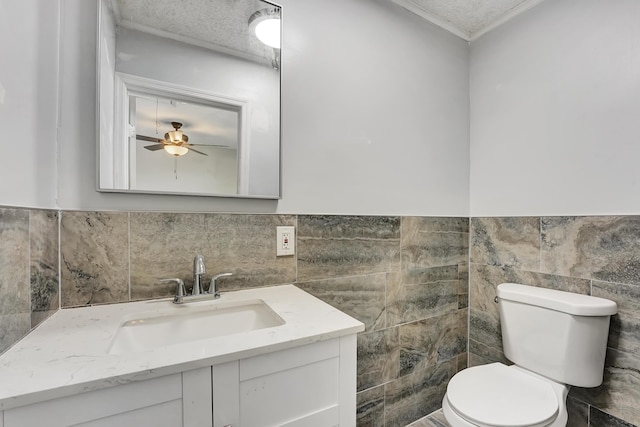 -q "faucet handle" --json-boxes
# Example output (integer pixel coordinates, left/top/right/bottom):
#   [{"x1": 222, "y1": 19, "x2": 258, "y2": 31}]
[
  {"x1": 159, "y1": 278, "x2": 186, "y2": 304},
  {"x1": 207, "y1": 273, "x2": 233, "y2": 296},
  {"x1": 194, "y1": 255, "x2": 206, "y2": 275}
]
